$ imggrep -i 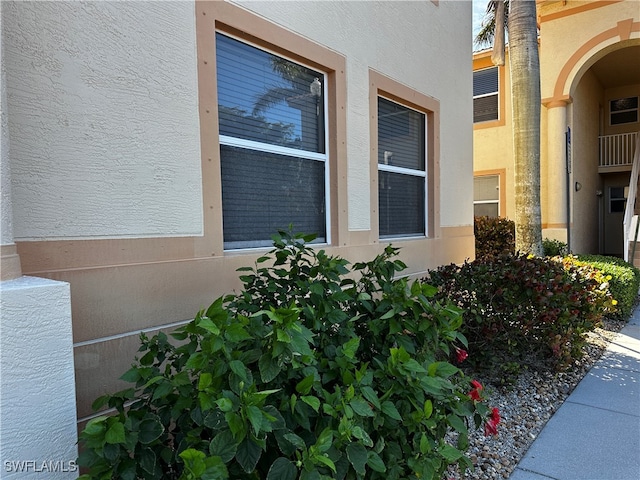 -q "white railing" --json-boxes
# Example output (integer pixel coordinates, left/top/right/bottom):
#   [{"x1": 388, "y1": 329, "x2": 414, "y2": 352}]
[
  {"x1": 600, "y1": 132, "x2": 638, "y2": 168},
  {"x1": 623, "y1": 131, "x2": 640, "y2": 262}
]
